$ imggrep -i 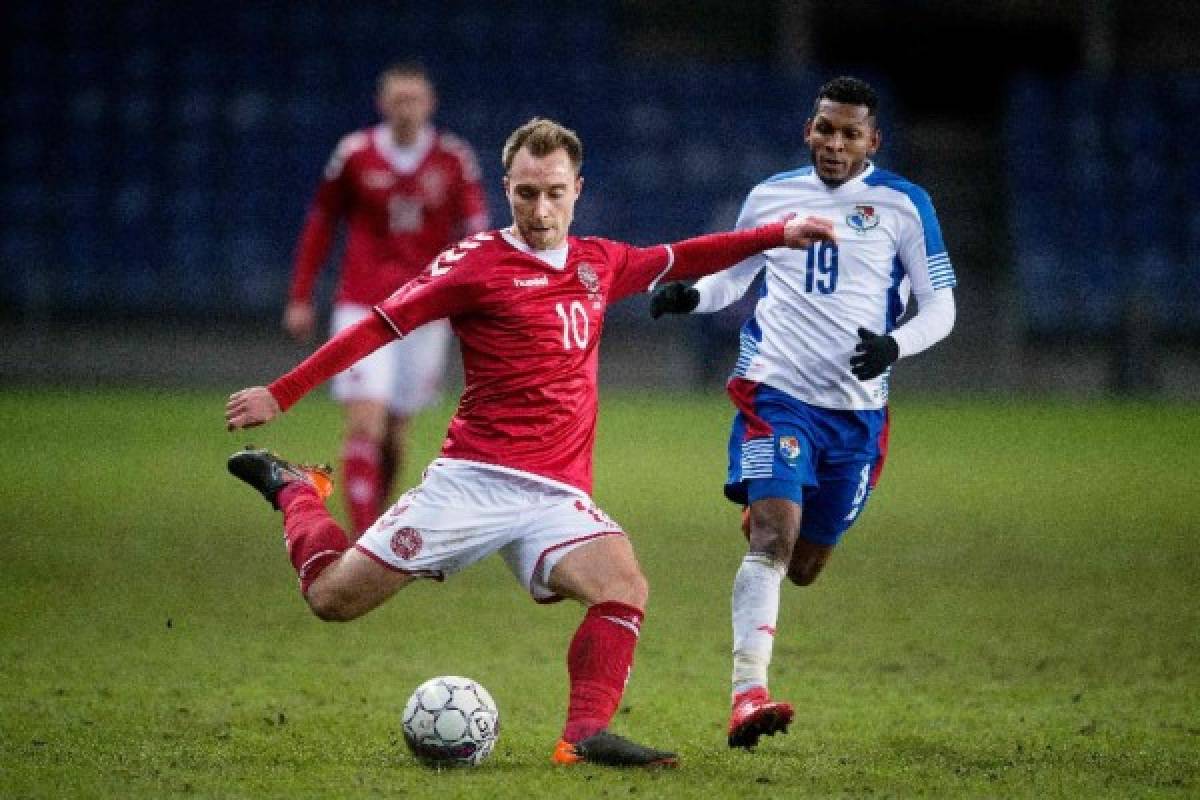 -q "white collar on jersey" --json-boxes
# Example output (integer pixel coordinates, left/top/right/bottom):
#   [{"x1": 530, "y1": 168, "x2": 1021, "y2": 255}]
[
  {"x1": 371, "y1": 124, "x2": 436, "y2": 174},
  {"x1": 500, "y1": 228, "x2": 569, "y2": 270}
]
